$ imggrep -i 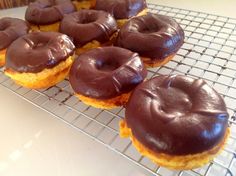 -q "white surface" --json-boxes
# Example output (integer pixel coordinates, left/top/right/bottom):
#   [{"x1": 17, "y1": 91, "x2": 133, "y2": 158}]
[
  {"x1": 148, "y1": 0, "x2": 236, "y2": 18},
  {"x1": 0, "y1": 1, "x2": 235, "y2": 176},
  {"x1": 0, "y1": 86, "x2": 152, "y2": 176}
]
